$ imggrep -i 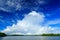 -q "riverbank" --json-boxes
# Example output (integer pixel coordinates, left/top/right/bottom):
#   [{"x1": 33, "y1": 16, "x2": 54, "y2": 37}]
[
  {"x1": 0, "y1": 32, "x2": 60, "y2": 37},
  {"x1": 0, "y1": 32, "x2": 7, "y2": 37}
]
